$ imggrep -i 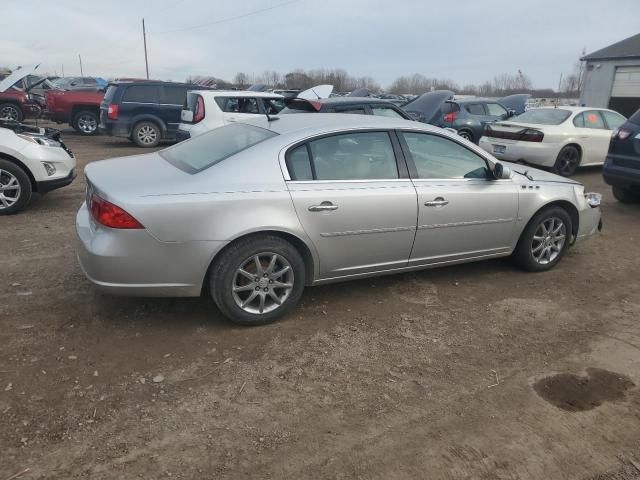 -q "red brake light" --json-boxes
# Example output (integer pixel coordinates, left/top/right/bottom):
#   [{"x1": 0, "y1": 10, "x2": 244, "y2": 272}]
[
  {"x1": 308, "y1": 100, "x2": 323, "y2": 111},
  {"x1": 613, "y1": 128, "x2": 632, "y2": 140},
  {"x1": 443, "y1": 111, "x2": 458, "y2": 123},
  {"x1": 519, "y1": 129, "x2": 544, "y2": 142},
  {"x1": 193, "y1": 95, "x2": 205, "y2": 123},
  {"x1": 107, "y1": 103, "x2": 119, "y2": 120},
  {"x1": 89, "y1": 193, "x2": 143, "y2": 229}
]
